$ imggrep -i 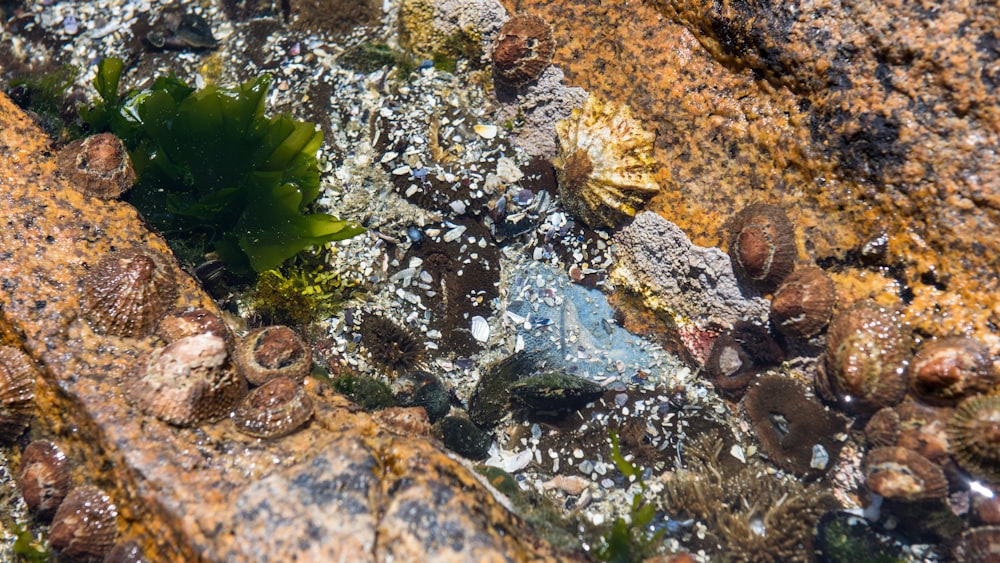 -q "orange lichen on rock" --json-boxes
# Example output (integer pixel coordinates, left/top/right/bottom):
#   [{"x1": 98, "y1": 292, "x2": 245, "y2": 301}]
[{"x1": 502, "y1": 0, "x2": 1000, "y2": 352}]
